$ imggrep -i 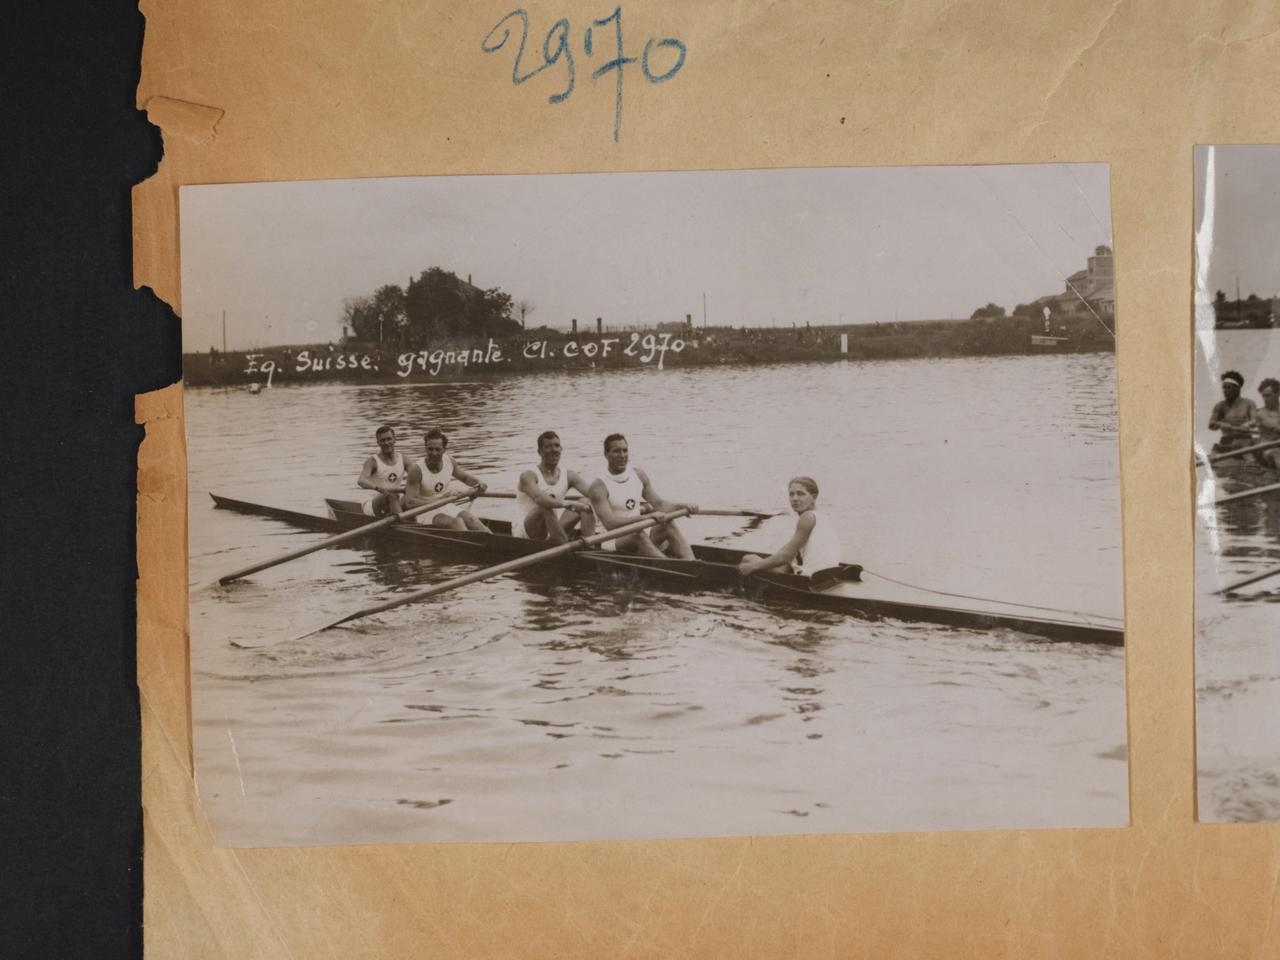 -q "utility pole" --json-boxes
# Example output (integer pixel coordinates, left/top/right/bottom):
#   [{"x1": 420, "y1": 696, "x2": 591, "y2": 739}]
[
  {"x1": 703, "y1": 292, "x2": 707, "y2": 328},
  {"x1": 222, "y1": 310, "x2": 227, "y2": 353}
]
